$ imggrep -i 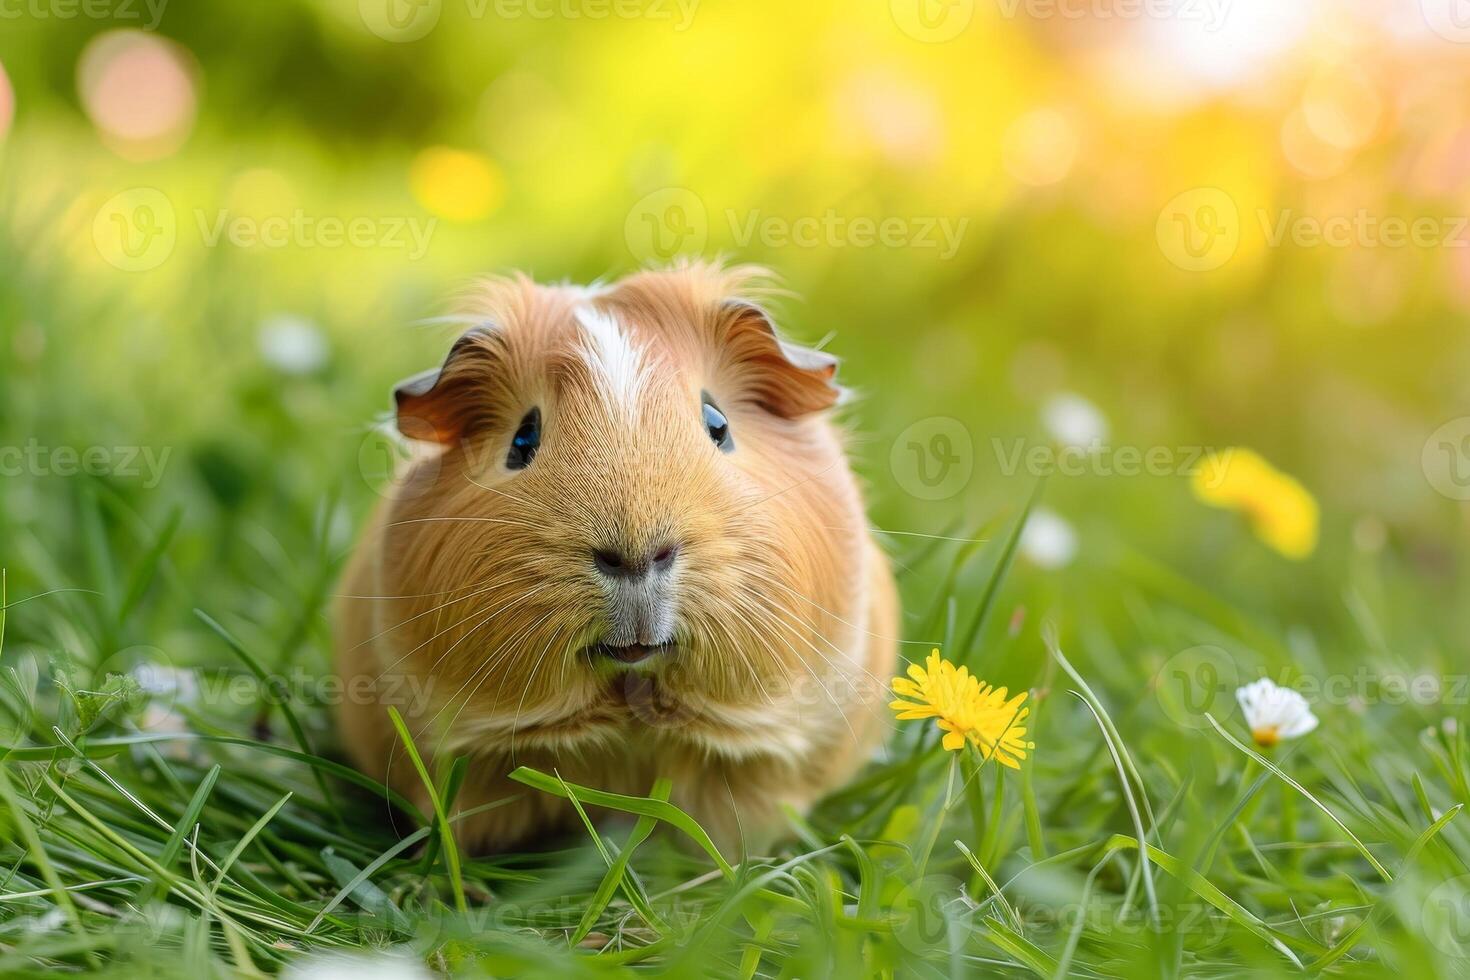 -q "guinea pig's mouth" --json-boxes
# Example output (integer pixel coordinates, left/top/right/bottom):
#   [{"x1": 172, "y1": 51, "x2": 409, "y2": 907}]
[{"x1": 587, "y1": 641, "x2": 676, "y2": 666}]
